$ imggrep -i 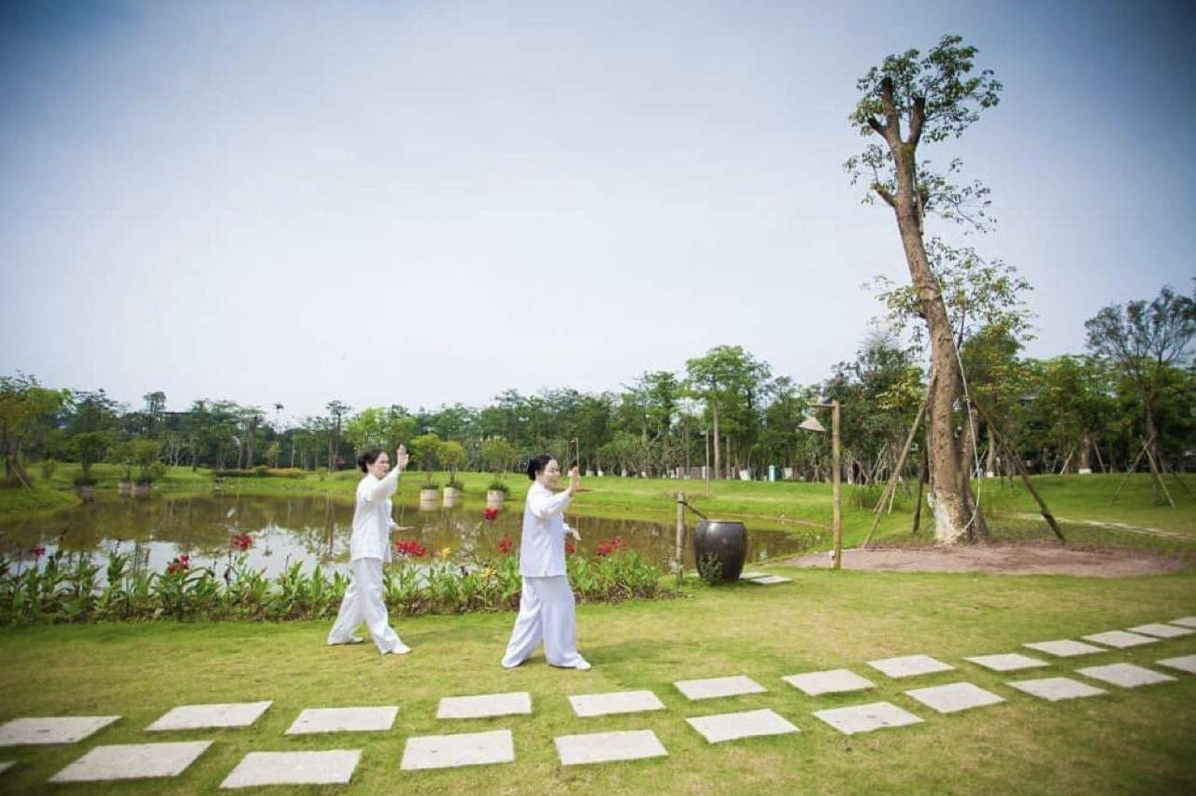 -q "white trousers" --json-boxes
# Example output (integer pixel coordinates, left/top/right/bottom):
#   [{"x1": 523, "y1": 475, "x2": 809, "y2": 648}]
[
  {"x1": 328, "y1": 557, "x2": 405, "y2": 654},
  {"x1": 502, "y1": 576, "x2": 587, "y2": 668}
]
